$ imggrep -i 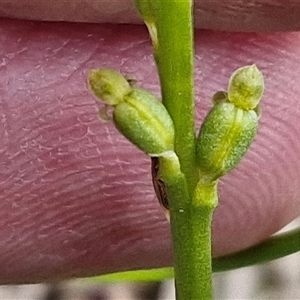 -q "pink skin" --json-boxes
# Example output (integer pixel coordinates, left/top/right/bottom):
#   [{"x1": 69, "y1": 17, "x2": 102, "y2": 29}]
[
  {"x1": 1, "y1": 1, "x2": 300, "y2": 283},
  {"x1": 1, "y1": 0, "x2": 300, "y2": 31}
]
